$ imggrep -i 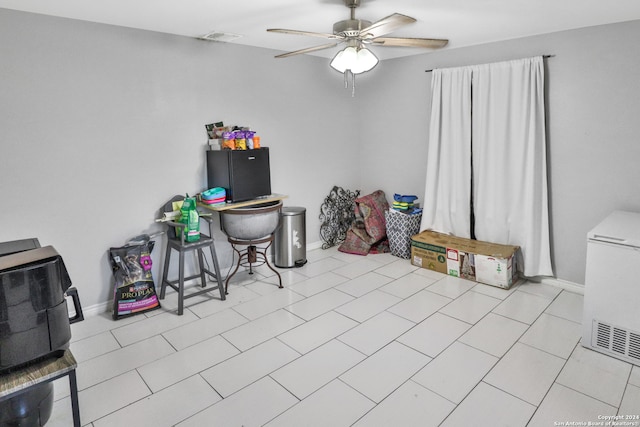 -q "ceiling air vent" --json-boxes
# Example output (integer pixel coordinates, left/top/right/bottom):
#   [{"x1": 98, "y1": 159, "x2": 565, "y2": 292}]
[
  {"x1": 199, "y1": 31, "x2": 243, "y2": 43},
  {"x1": 592, "y1": 319, "x2": 640, "y2": 364}
]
